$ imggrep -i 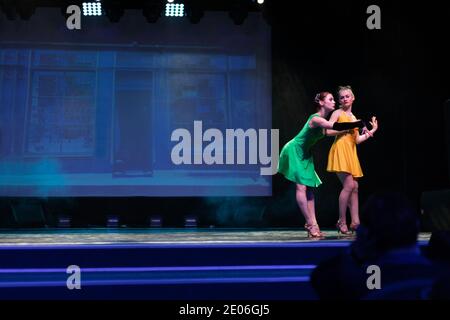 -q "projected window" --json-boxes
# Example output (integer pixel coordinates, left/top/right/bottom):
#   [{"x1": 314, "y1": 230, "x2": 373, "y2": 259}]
[
  {"x1": 113, "y1": 69, "x2": 153, "y2": 175},
  {"x1": 26, "y1": 71, "x2": 96, "y2": 155},
  {"x1": 229, "y1": 55, "x2": 257, "y2": 129},
  {"x1": 229, "y1": 73, "x2": 256, "y2": 129},
  {"x1": 168, "y1": 72, "x2": 227, "y2": 129},
  {"x1": 0, "y1": 50, "x2": 29, "y2": 157}
]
